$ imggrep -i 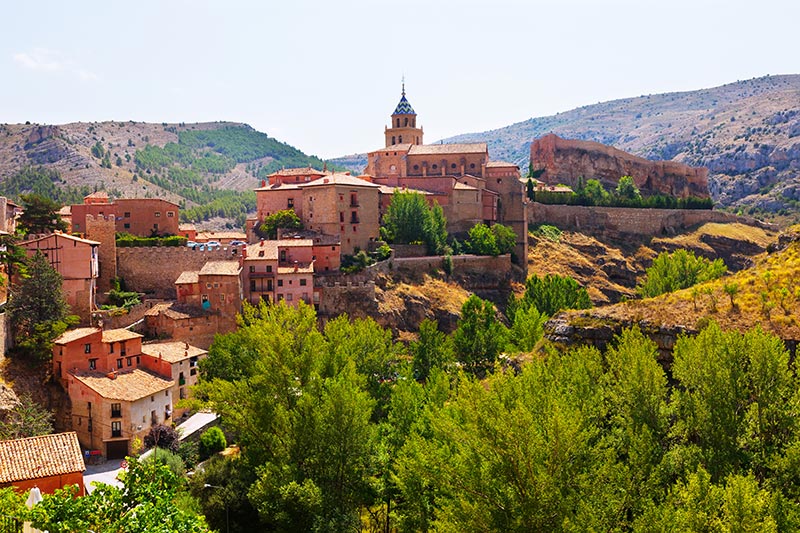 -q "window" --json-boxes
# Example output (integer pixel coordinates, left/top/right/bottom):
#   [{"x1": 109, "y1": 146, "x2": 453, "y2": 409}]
[
  {"x1": 250, "y1": 280, "x2": 256, "y2": 291},
  {"x1": 220, "y1": 294, "x2": 226, "y2": 301},
  {"x1": 404, "y1": 117, "x2": 408, "y2": 126},
  {"x1": 470, "y1": 163, "x2": 476, "y2": 169},
  {"x1": 124, "y1": 212, "x2": 131, "y2": 218},
  {"x1": 287, "y1": 198, "x2": 294, "y2": 208},
  {"x1": 84, "y1": 343, "x2": 91, "y2": 354},
  {"x1": 120, "y1": 343, "x2": 126, "y2": 357},
  {"x1": 89, "y1": 359, "x2": 97, "y2": 370},
  {"x1": 280, "y1": 250, "x2": 286, "y2": 262},
  {"x1": 124, "y1": 223, "x2": 130, "y2": 229},
  {"x1": 339, "y1": 212, "x2": 344, "y2": 223},
  {"x1": 451, "y1": 163, "x2": 457, "y2": 169},
  {"x1": 151, "y1": 396, "x2": 155, "y2": 402},
  {"x1": 414, "y1": 165, "x2": 419, "y2": 171},
  {"x1": 111, "y1": 421, "x2": 121, "y2": 438},
  {"x1": 398, "y1": 136, "x2": 403, "y2": 143},
  {"x1": 287, "y1": 293, "x2": 293, "y2": 301},
  {"x1": 117, "y1": 359, "x2": 123, "y2": 369},
  {"x1": 266, "y1": 265, "x2": 272, "y2": 273},
  {"x1": 278, "y1": 294, "x2": 284, "y2": 301},
  {"x1": 155, "y1": 212, "x2": 161, "y2": 217},
  {"x1": 300, "y1": 279, "x2": 307, "y2": 286},
  {"x1": 350, "y1": 193, "x2": 358, "y2": 206},
  {"x1": 153, "y1": 223, "x2": 158, "y2": 230},
  {"x1": 136, "y1": 356, "x2": 140, "y2": 365},
  {"x1": 167, "y1": 211, "x2": 174, "y2": 217},
  {"x1": 111, "y1": 403, "x2": 121, "y2": 418},
  {"x1": 127, "y1": 357, "x2": 132, "y2": 367},
  {"x1": 391, "y1": 136, "x2": 396, "y2": 145},
  {"x1": 180, "y1": 387, "x2": 186, "y2": 400},
  {"x1": 350, "y1": 211, "x2": 359, "y2": 224},
  {"x1": 432, "y1": 164, "x2": 438, "y2": 169},
  {"x1": 109, "y1": 342, "x2": 114, "y2": 354},
  {"x1": 278, "y1": 279, "x2": 283, "y2": 287},
  {"x1": 249, "y1": 265, "x2": 255, "y2": 273}
]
